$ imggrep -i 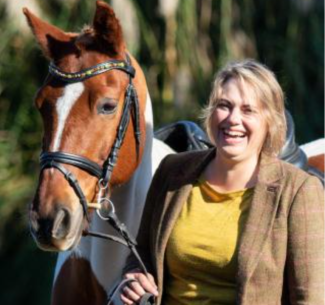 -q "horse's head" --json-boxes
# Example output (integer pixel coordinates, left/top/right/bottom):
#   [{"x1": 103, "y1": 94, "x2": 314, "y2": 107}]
[{"x1": 24, "y1": 1, "x2": 147, "y2": 251}]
